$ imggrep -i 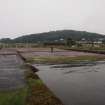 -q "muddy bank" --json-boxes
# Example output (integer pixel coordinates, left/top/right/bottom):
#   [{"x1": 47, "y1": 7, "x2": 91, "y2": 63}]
[
  {"x1": 51, "y1": 61, "x2": 105, "y2": 68},
  {"x1": 18, "y1": 50, "x2": 64, "y2": 105},
  {"x1": 26, "y1": 68, "x2": 64, "y2": 105}
]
